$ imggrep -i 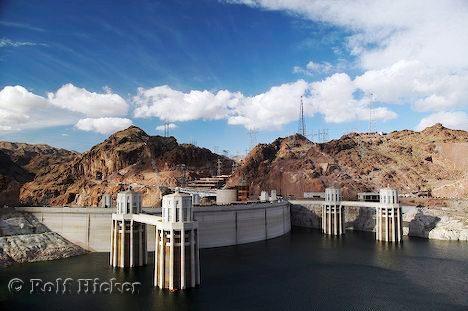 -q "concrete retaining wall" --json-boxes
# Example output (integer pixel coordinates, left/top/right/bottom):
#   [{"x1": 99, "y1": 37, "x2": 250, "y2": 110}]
[
  {"x1": 16, "y1": 201, "x2": 291, "y2": 251},
  {"x1": 289, "y1": 200, "x2": 468, "y2": 241}
]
